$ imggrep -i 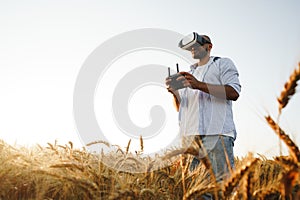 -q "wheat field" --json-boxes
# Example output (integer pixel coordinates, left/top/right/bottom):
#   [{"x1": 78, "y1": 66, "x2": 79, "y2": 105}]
[{"x1": 0, "y1": 63, "x2": 299, "y2": 200}]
